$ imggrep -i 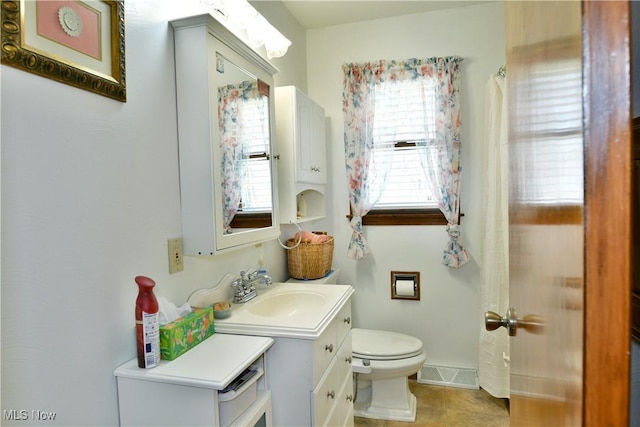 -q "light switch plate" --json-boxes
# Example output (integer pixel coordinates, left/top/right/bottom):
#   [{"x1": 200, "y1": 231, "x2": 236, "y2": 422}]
[{"x1": 168, "y1": 238, "x2": 184, "y2": 274}]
